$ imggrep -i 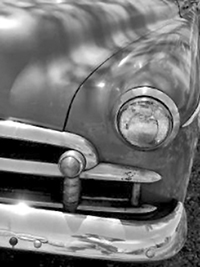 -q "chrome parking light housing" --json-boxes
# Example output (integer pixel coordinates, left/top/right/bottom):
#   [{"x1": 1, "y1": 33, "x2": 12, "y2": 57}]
[{"x1": 59, "y1": 150, "x2": 86, "y2": 178}]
